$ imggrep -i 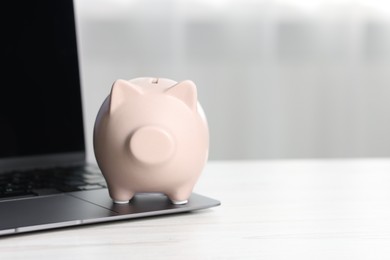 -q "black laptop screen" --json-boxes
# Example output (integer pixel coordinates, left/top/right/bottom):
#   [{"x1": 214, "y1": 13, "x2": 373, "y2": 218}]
[{"x1": 0, "y1": 0, "x2": 85, "y2": 158}]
